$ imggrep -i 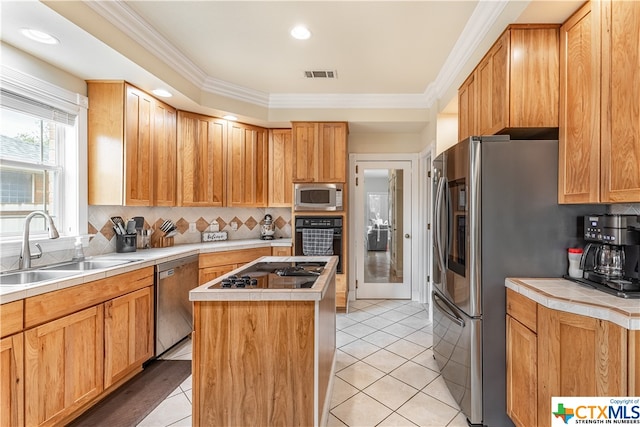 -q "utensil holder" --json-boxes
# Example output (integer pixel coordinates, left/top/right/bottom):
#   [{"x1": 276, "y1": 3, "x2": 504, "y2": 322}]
[
  {"x1": 151, "y1": 231, "x2": 174, "y2": 248},
  {"x1": 116, "y1": 234, "x2": 137, "y2": 253}
]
